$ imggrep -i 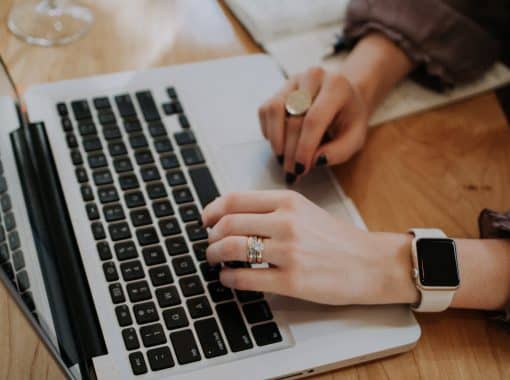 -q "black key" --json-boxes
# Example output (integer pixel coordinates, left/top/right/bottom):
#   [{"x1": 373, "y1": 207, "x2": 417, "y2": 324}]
[
  {"x1": 81, "y1": 185, "x2": 94, "y2": 201},
  {"x1": 130, "y1": 209, "x2": 152, "y2": 227},
  {"x1": 114, "y1": 241, "x2": 138, "y2": 261},
  {"x1": 71, "y1": 100, "x2": 91, "y2": 120},
  {"x1": 166, "y1": 170, "x2": 186, "y2": 187},
  {"x1": 93, "y1": 169, "x2": 113, "y2": 186},
  {"x1": 149, "y1": 265, "x2": 173, "y2": 286},
  {"x1": 98, "y1": 186, "x2": 119, "y2": 203},
  {"x1": 178, "y1": 114, "x2": 190, "y2": 128},
  {"x1": 148, "y1": 122, "x2": 167, "y2": 137},
  {"x1": 75, "y1": 167, "x2": 88, "y2": 183},
  {"x1": 189, "y1": 166, "x2": 220, "y2": 208},
  {"x1": 147, "y1": 182, "x2": 167, "y2": 200},
  {"x1": 115, "y1": 94, "x2": 136, "y2": 118},
  {"x1": 179, "y1": 204, "x2": 199, "y2": 222},
  {"x1": 154, "y1": 138, "x2": 173, "y2": 153},
  {"x1": 193, "y1": 242, "x2": 208, "y2": 261},
  {"x1": 86, "y1": 203, "x2": 100, "y2": 220},
  {"x1": 0, "y1": 244, "x2": 7, "y2": 263},
  {"x1": 243, "y1": 301, "x2": 273, "y2": 324},
  {"x1": 2, "y1": 262, "x2": 14, "y2": 281},
  {"x1": 174, "y1": 130, "x2": 196, "y2": 146},
  {"x1": 129, "y1": 352, "x2": 147, "y2": 375},
  {"x1": 83, "y1": 137, "x2": 102, "y2": 152},
  {"x1": 57, "y1": 102, "x2": 68, "y2": 116},
  {"x1": 163, "y1": 307, "x2": 188, "y2": 330},
  {"x1": 172, "y1": 255, "x2": 196, "y2": 276},
  {"x1": 173, "y1": 187, "x2": 193, "y2": 204},
  {"x1": 167, "y1": 87, "x2": 177, "y2": 99},
  {"x1": 195, "y1": 318, "x2": 228, "y2": 358},
  {"x1": 208, "y1": 281, "x2": 233, "y2": 303},
  {"x1": 119, "y1": 174, "x2": 139, "y2": 190},
  {"x1": 71, "y1": 150, "x2": 83, "y2": 165},
  {"x1": 133, "y1": 301, "x2": 159, "y2": 324},
  {"x1": 94, "y1": 97, "x2": 111, "y2": 110},
  {"x1": 0, "y1": 226, "x2": 4, "y2": 243},
  {"x1": 125, "y1": 191, "x2": 145, "y2": 208},
  {"x1": 122, "y1": 327, "x2": 140, "y2": 350},
  {"x1": 97, "y1": 241, "x2": 112, "y2": 260},
  {"x1": 134, "y1": 150, "x2": 154, "y2": 165},
  {"x1": 124, "y1": 119, "x2": 142, "y2": 133},
  {"x1": 142, "y1": 246, "x2": 166, "y2": 266},
  {"x1": 0, "y1": 177, "x2": 6, "y2": 195},
  {"x1": 200, "y1": 262, "x2": 220, "y2": 282},
  {"x1": 160, "y1": 154, "x2": 179, "y2": 170},
  {"x1": 252, "y1": 322, "x2": 282, "y2": 346},
  {"x1": 103, "y1": 125, "x2": 122, "y2": 140},
  {"x1": 155, "y1": 286, "x2": 180, "y2": 308},
  {"x1": 129, "y1": 134, "x2": 148, "y2": 149},
  {"x1": 66, "y1": 133, "x2": 78, "y2": 148},
  {"x1": 116, "y1": 305, "x2": 133, "y2": 326},
  {"x1": 12, "y1": 251, "x2": 25, "y2": 271},
  {"x1": 103, "y1": 261, "x2": 119, "y2": 282},
  {"x1": 120, "y1": 260, "x2": 145, "y2": 281},
  {"x1": 1, "y1": 194, "x2": 11, "y2": 212},
  {"x1": 236, "y1": 290, "x2": 263, "y2": 303},
  {"x1": 91, "y1": 222, "x2": 106, "y2": 240},
  {"x1": 147, "y1": 346, "x2": 174, "y2": 371},
  {"x1": 170, "y1": 329, "x2": 201, "y2": 364},
  {"x1": 17, "y1": 270, "x2": 30, "y2": 292},
  {"x1": 159, "y1": 218, "x2": 180, "y2": 236},
  {"x1": 136, "y1": 91, "x2": 161, "y2": 122},
  {"x1": 61, "y1": 117, "x2": 73, "y2": 132},
  {"x1": 140, "y1": 323, "x2": 166, "y2": 347},
  {"x1": 78, "y1": 122, "x2": 97, "y2": 136},
  {"x1": 109, "y1": 222, "x2": 131, "y2": 241},
  {"x1": 108, "y1": 141, "x2": 127, "y2": 156},
  {"x1": 153, "y1": 200, "x2": 173, "y2": 217},
  {"x1": 136, "y1": 227, "x2": 159, "y2": 246},
  {"x1": 98, "y1": 111, "x2": 116, "y2": 125},
  {"x1": 186, "y1": 223, "x2": 207, "y2": 242},
  {"x1": 103, "y1": 203, "x2": 125, "y2": 222},
  {"x1": 141, "y1": 166, "x2": 161, "y2": 182},
  {"x1": 165, "y1": 236, "x2": 188, "y2": 256},
  {"x1": 127, "y1": 280, "x2": 151, "y2": 302},
  {"x1": 216, "y1": 302, "x2": 253, "y2": 352},
  {"x1": 187, "y1": 296, "x2": 212, "y2": 319},
  {"x1": 113, "y1": 157, "x2": 133, "y2": 173},
  {"x1": 109, "y1": 283, "x2": 126, "y2": 304},
  {"x1": 179, "y1": 275, "x2": 204, "y2": 297},
  {"x1": 162, "y1": 102, "x2": 177, "y2": 115},
  {"x1": 181, "y1": 146, "x2": 204, "y2": 166},
  {"x1": 88, "y1": 153, "x2": 107, "y2": 169}
]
